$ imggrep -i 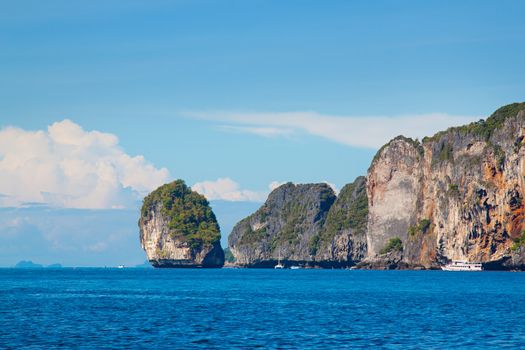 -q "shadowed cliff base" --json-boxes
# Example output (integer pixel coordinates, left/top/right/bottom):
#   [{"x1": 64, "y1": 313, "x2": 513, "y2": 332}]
[{"x1": 234, "y1": 260, "x2": 358, "y2": 269}]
